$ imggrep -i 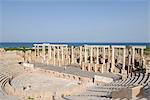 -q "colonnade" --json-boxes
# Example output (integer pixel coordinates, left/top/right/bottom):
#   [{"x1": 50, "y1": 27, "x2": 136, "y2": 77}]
[
  {"x1": 81, "y1": 45, "x2": 109, "y2": 73},
  {"x1": 32, "y1": 44, "x2": 146, "y2": 75},
  {"x1": 34, "y1": 44, "x2": 68, "y2": 66}
]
